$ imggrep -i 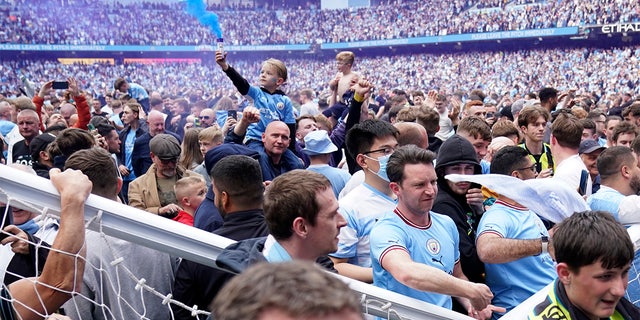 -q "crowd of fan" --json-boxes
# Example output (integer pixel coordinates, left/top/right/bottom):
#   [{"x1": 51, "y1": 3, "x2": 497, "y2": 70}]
[
  {"x1": 1, "y1": 45, "x2": 639, "y2": 105},
  {"x1": 1, "y1": 0, "x2": 638, "y2": 46},
  {"x1": 5, "y1": 40, "x2": 640, "y2": 319}
]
